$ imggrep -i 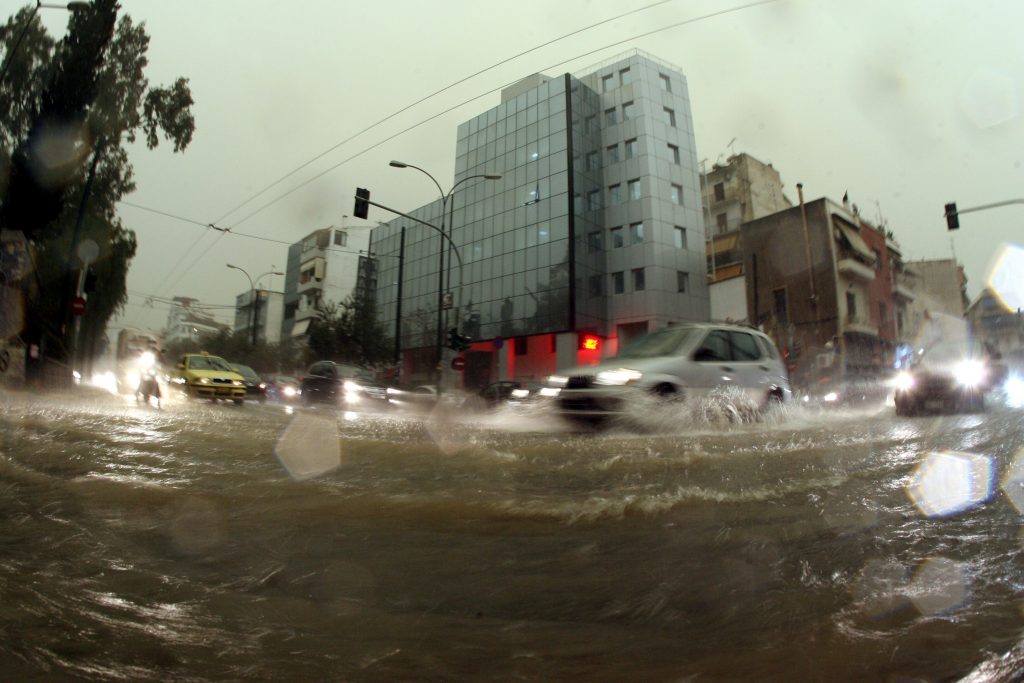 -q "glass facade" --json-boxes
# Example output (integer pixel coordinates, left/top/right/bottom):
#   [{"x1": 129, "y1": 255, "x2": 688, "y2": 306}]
[{"x1": 370, "y1": 52, "x2": 708, "y2": 369}]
